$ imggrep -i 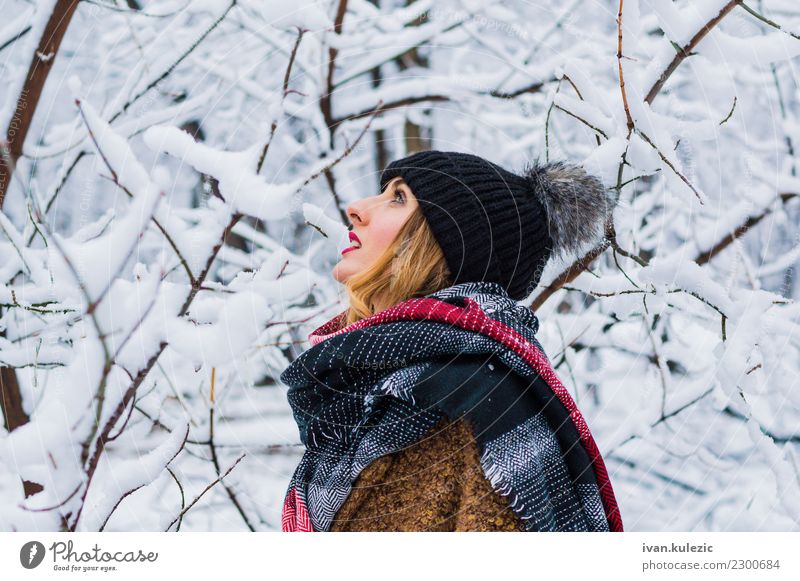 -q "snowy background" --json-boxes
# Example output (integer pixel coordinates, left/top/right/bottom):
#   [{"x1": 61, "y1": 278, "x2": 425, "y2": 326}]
[{"x1": 1, "y1": 0, "x2": 799, "y2": 532}]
